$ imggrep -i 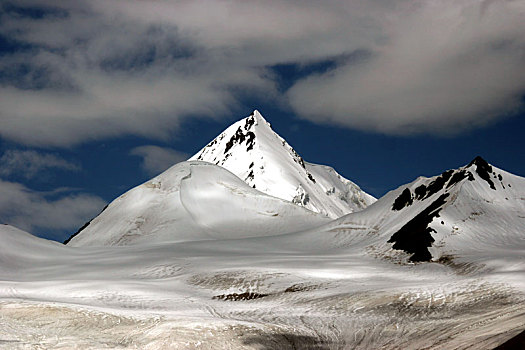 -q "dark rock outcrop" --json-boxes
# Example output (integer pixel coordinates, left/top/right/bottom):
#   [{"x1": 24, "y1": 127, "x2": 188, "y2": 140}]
[{"x1": 388, "y1": 194, "x2": 450, "y2": 262}]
